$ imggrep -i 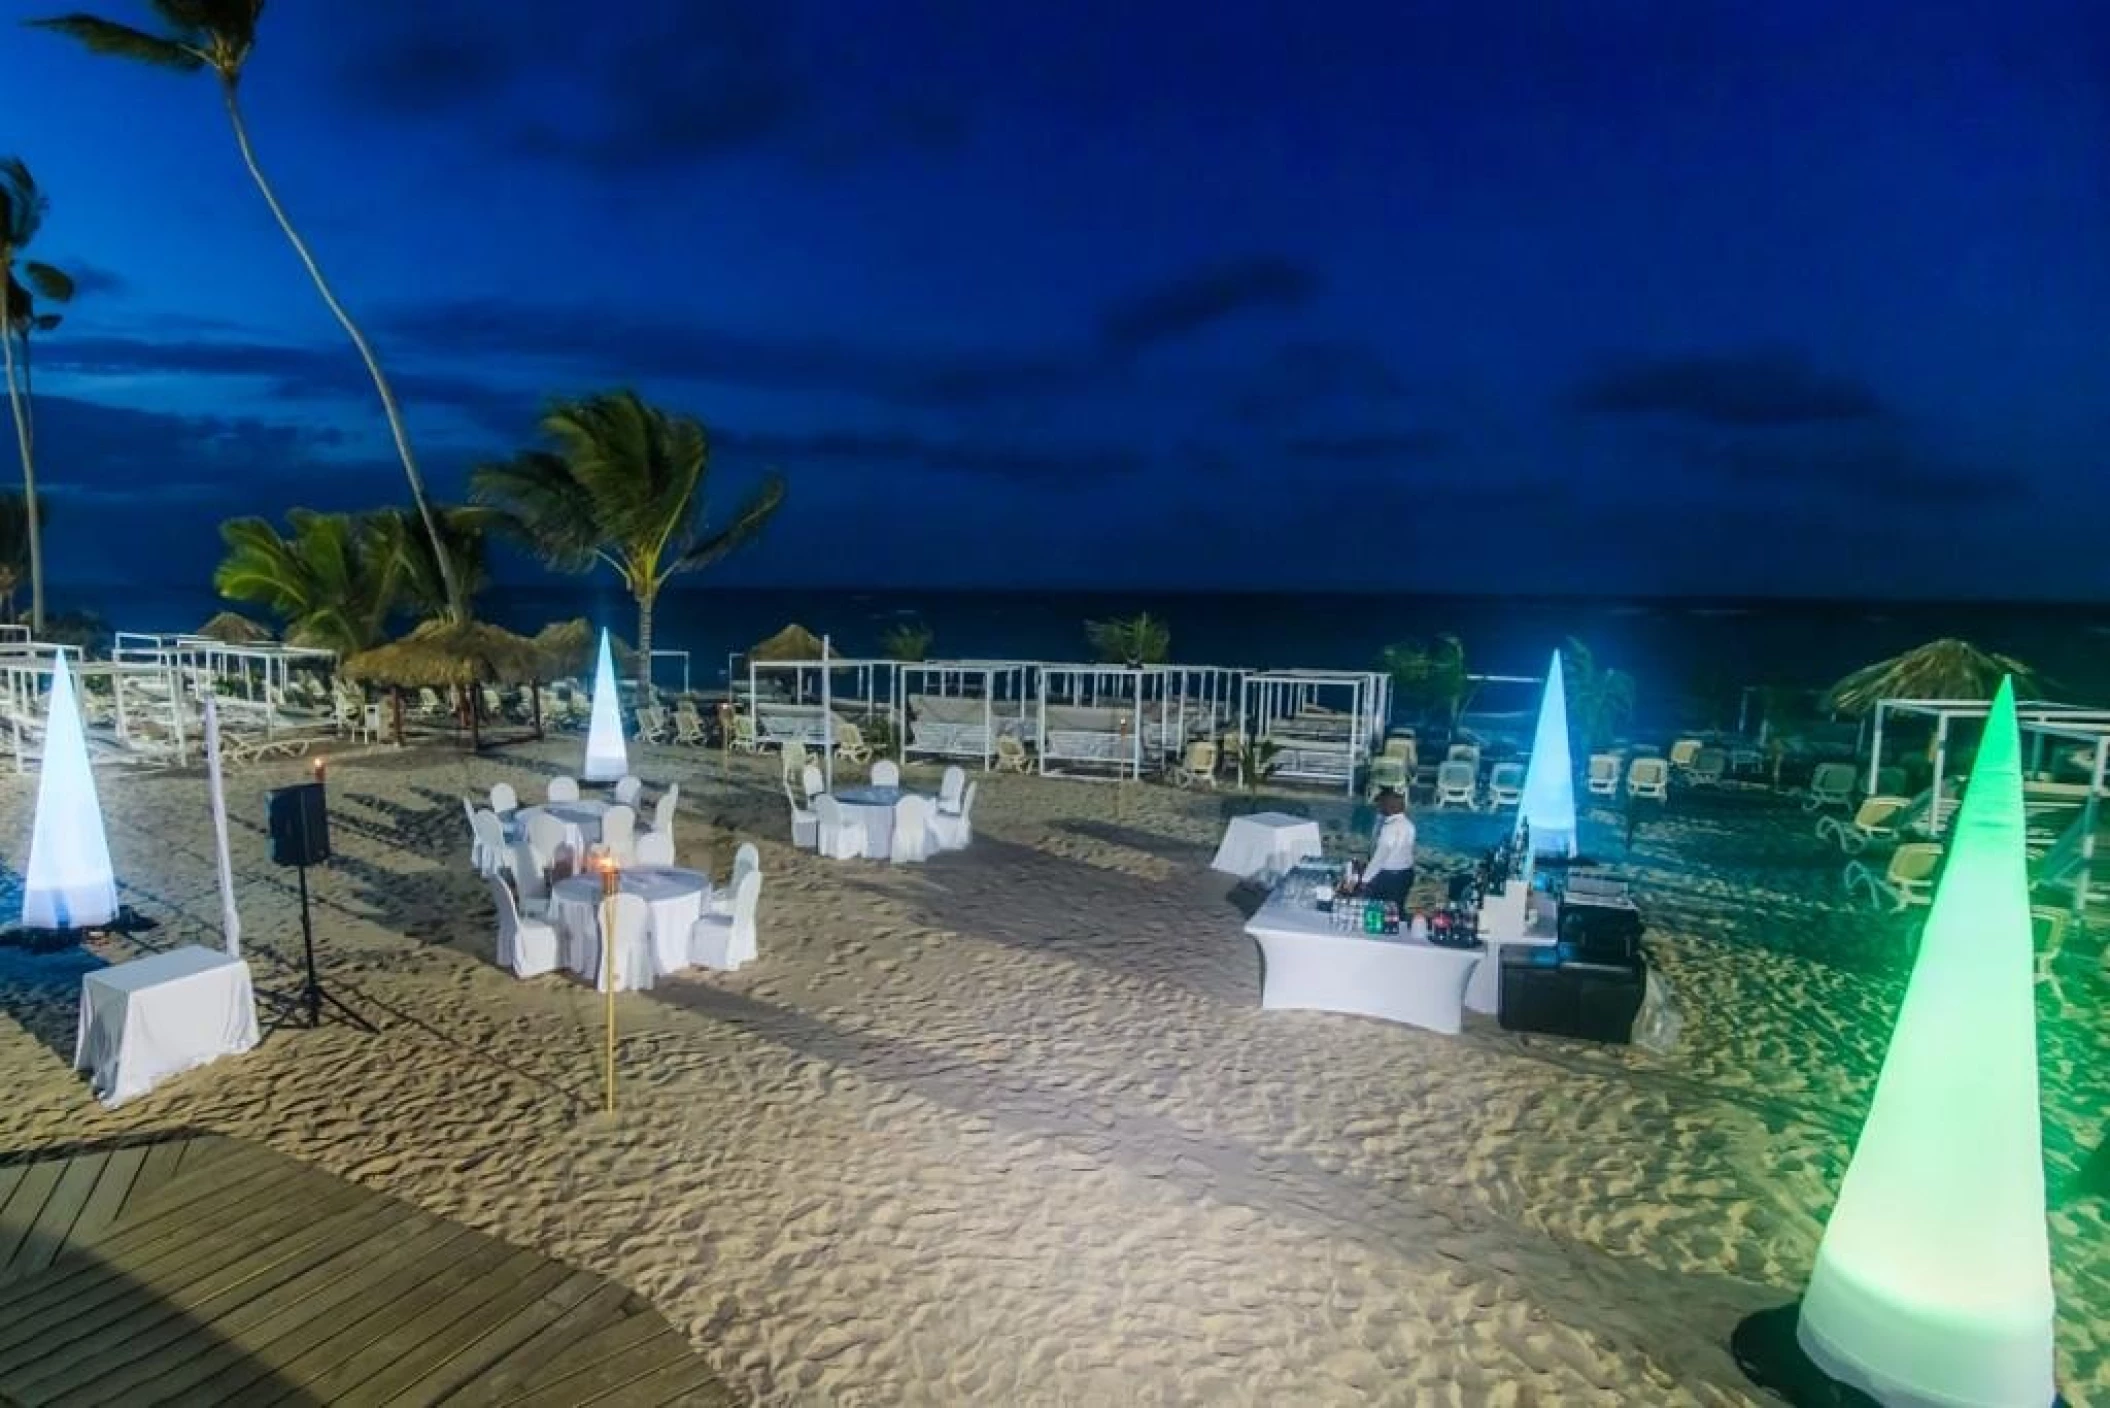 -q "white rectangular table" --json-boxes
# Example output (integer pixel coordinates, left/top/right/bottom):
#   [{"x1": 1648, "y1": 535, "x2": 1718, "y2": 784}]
[
  {"x1": 1245, "y1": 894, "x2": 1482, "y2": 1035},
  {"x1": 75, "y1": 946, "x2": 260, "y2": 1108},
  {"x1": 1211, "y1": 813, "x2": 1324, "y2": 882}
]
